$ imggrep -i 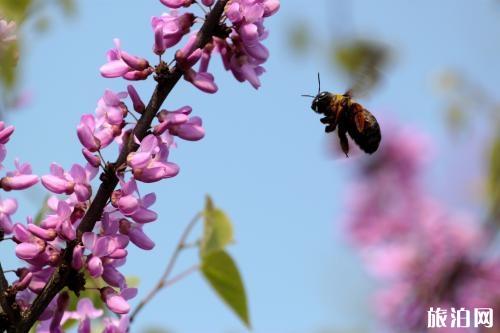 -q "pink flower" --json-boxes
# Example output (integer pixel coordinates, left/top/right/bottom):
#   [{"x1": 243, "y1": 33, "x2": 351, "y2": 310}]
[
  {"x1": 41, "y1": 163, "x2": 97, "y2": 202},
  {"x1": 127, "y1": 85, "x2": 145, "y2": 114},
  {"x1": 155, "y1": 106, "x2": 205, "y2": 141},
  {"x1": 41, "y1": 199, "x2": 75, "y2": 240},
  {"x1": 112, "y1": 178, "x2": 158, "y2": 223},
  {"x1": 103, "y1": 315, "x2": 130, "y2": 333},
  {"x1": 0, "y1": 197, "x2": 17, "y2": 234},
  {"x1": 184, "y1": 69, "x2": 218, "y2": 93},
  {"x1": 12, "y1": 270, "x2": 32, "y2": 291},
  {"x1": 119, "y1": 219, "x2": 155, "y2": 250},
  {"x1": 100, "y1": 39, "x2": 152, "y2": 80},
  {"x1": 72, "y1": 244, "x2": 85, "y2": 270},
  {"x1": 82, "y1": 148, "x2": 101, "y2": 168},
  {"x1": 64, "y1": 298, "x2": 103, "y2": 333},
  {"x1": 127, "y1": 134, "x2": 179, "y2": 183},
  {"x1": 100, "y1": 287, "x2": 137, "y2": 314},
  {"x1": 82, "y1": 232, "x2": 129, "y2": 278},
  {"x1": 96, "y1": 90, "x2": 128, "y2": 126},
  {"x1": 151, "y1": 12, "x2": 195, "y2": 55},
  {"x1": 77, "y1": 114, "x2": 114, "y2": 152},
  {"x1": 49, "y1": 292, "x2": 69, "y2": 333},
  {"x1": 159, "y1": 0, "x2": 193, "y2": 8},
  {"x1": 343, "y1": 125, "x2": 500, "y2": 332},
  {"x1": 13, "y1": 224, "x2": 46, "y2": 261},
  {"x1": 0, "y1": 121, "x2": 15, "y2": 144},
  {"x1": 0, "y1": 160, "x2": 39, "y2": 191}
]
